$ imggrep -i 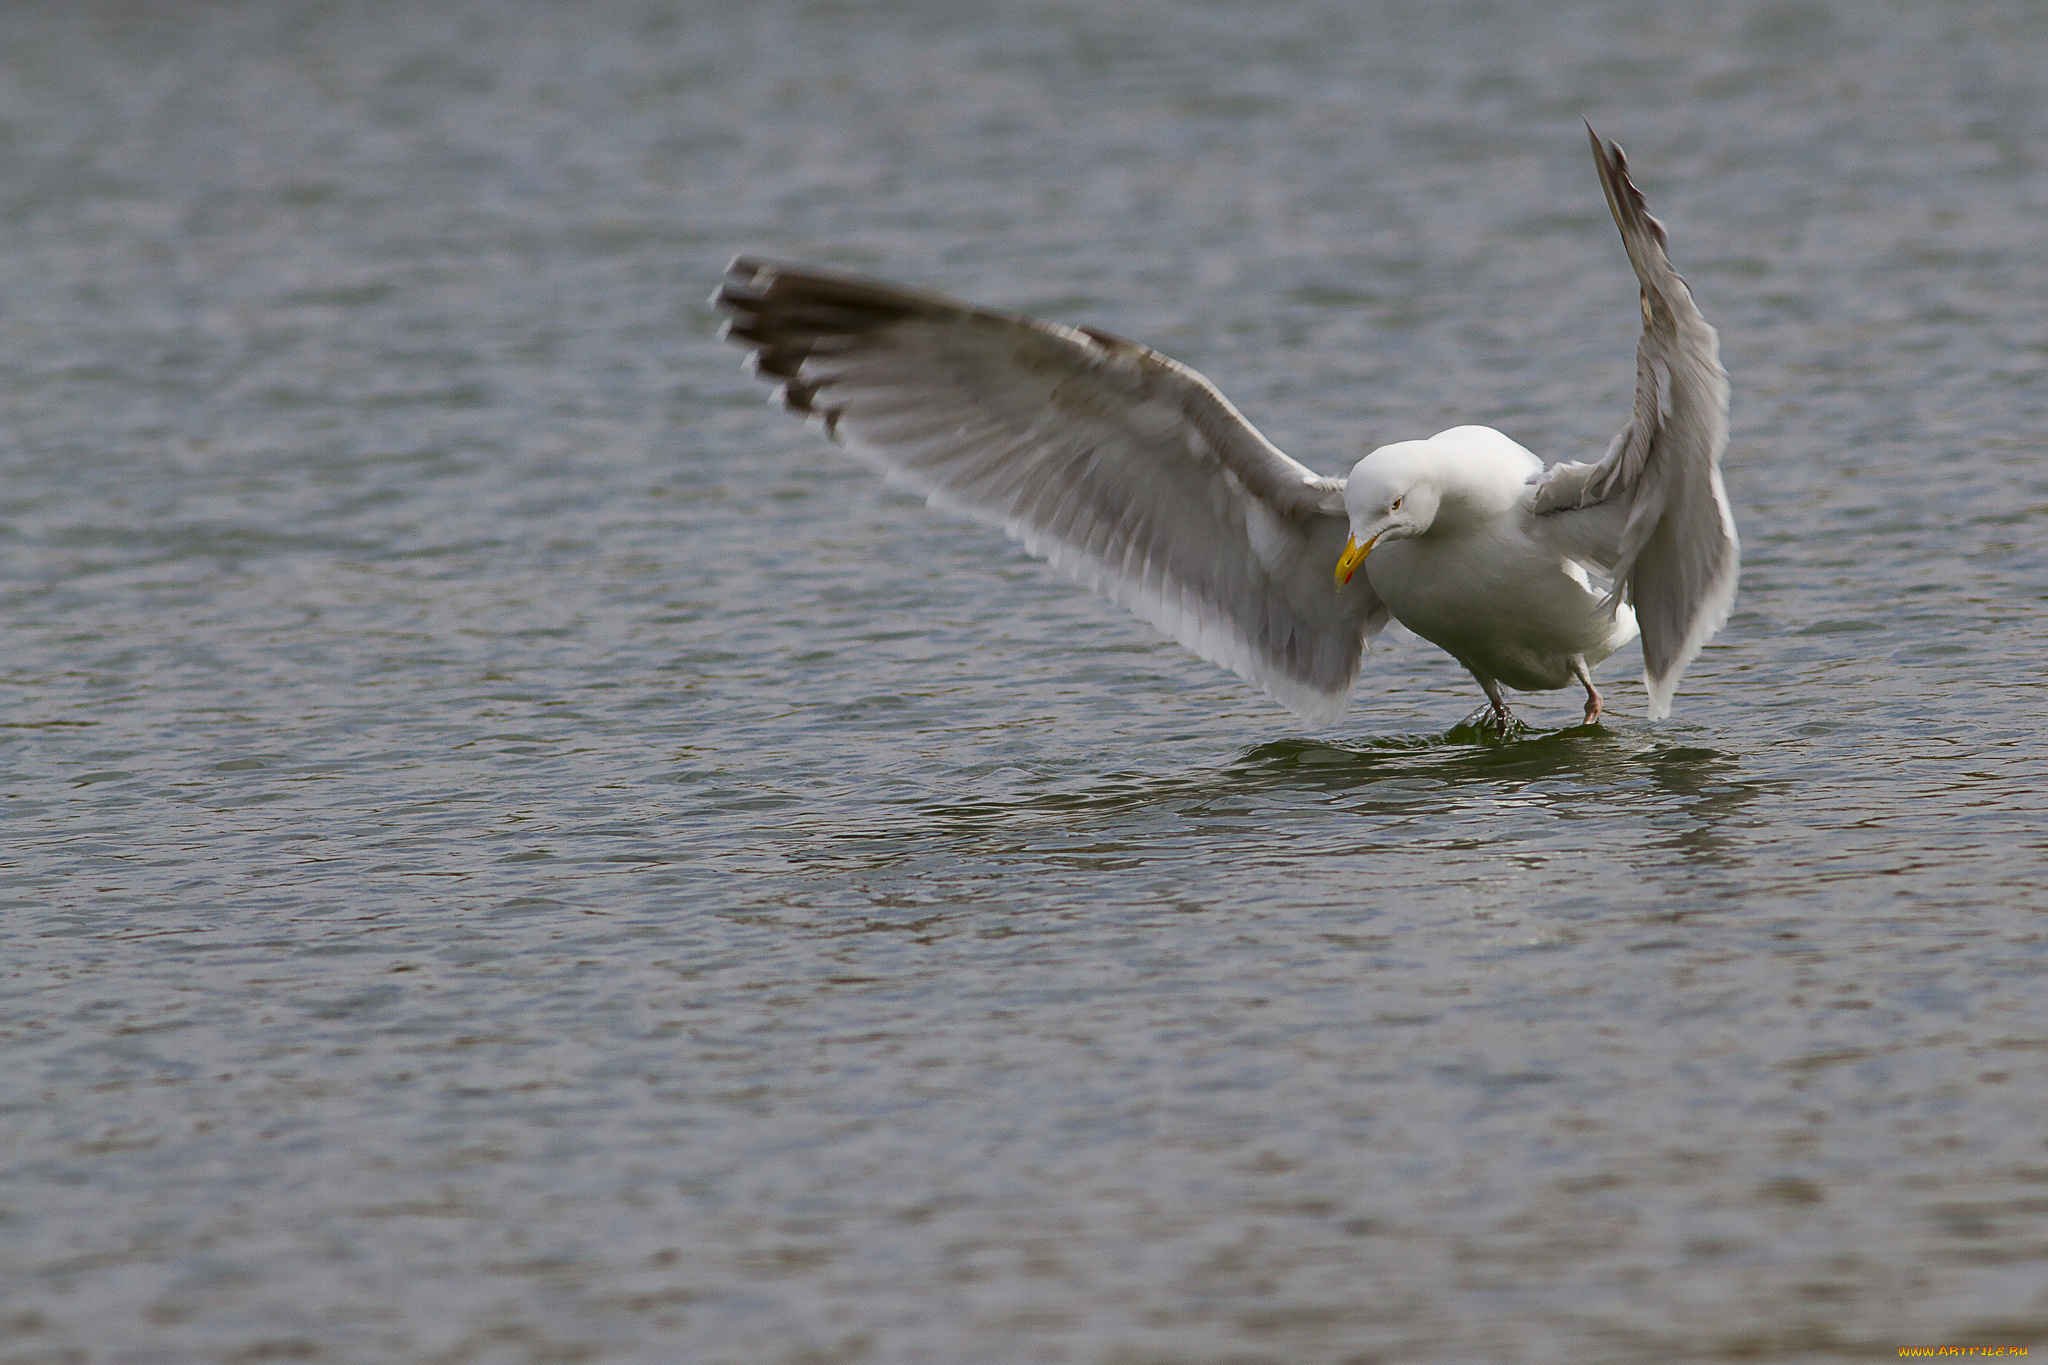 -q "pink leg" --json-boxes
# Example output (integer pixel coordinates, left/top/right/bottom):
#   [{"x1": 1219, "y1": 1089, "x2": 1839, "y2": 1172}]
[
  {"x1": 1475, "y1": 674, "x2": 1515, "y2": 732},
  {"x1": 1572, "y1": 657, "x2": 1602, "y2": 725}
]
